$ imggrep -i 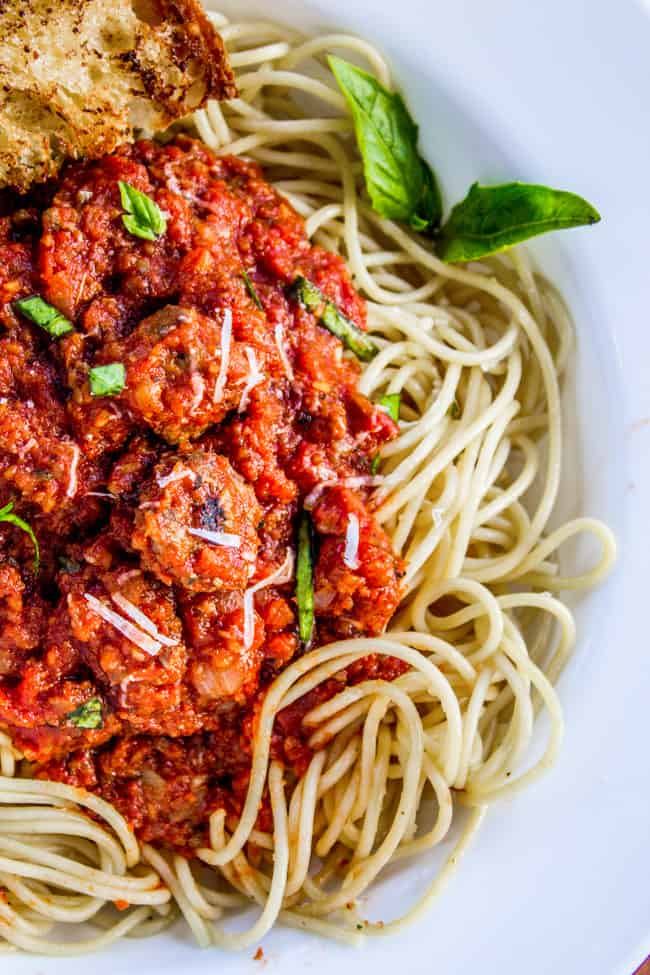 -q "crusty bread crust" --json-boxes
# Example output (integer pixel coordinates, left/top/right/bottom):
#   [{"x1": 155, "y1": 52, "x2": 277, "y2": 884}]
[{"x1": 0, "y1": 0, "x2": 237, "y2": 192}]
